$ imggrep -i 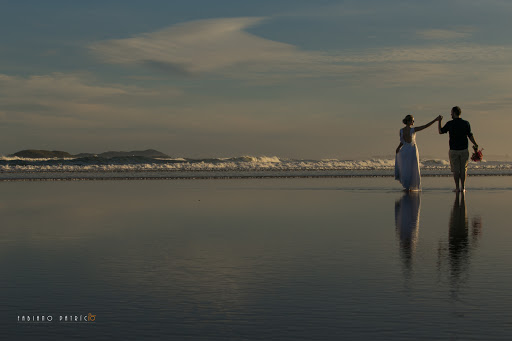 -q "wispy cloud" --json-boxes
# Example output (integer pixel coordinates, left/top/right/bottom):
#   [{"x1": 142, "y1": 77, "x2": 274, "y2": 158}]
[
  {"x1": 90, "y1": 17, "x2": 375, "y2": 79},
  {"x1": 90, "y1": 17, "x2": 512, "y2": 87},
  {"x1": 90, "y1": 17, "x2": 301, "y2": 75},
  {"x1": 318, "y1": 42, "x2": 512, "y2": 64},
  {"x1": 0, "y1": 73, "x2": 127, "y2": 99},
  {"x1": 0, "y1": 72, "x2": 183, "y2": 129},
  {"x1": 0, "y1": 72, "x2": 182, "y2": 103},
  {"x1": 416, "y1": 28, "x2": 473, "y2": 41},
  {"x1": 465, "y1": 95, "x2": 512, "y2": 113}
]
